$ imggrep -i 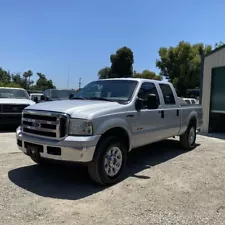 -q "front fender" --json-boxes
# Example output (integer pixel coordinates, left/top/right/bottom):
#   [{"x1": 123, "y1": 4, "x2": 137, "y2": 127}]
[{"x1": 94, "y1": 117, "x2": 133, "y2": 150}]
